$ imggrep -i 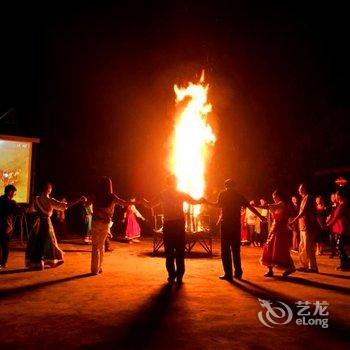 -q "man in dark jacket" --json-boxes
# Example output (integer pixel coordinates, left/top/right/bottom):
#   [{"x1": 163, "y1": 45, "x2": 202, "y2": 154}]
[
  {"x1": 0, "y1": 185, "x2": 20, "y2": 268},
  {"x1": 206, "y1": 179, "x2": 265, "y2": 280}
]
